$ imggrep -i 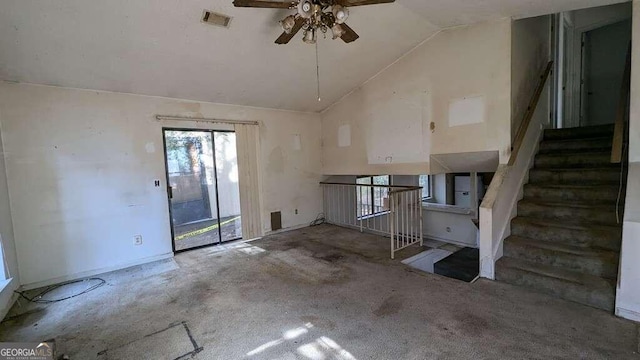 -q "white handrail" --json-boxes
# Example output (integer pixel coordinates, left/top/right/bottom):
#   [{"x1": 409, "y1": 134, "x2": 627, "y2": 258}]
[{"x1": 479, "y1": 62, "x2": 552, "y2": 279}]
